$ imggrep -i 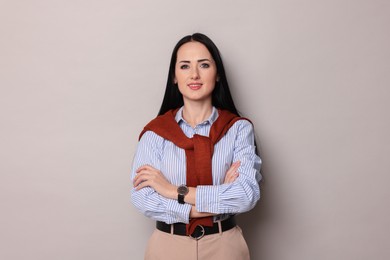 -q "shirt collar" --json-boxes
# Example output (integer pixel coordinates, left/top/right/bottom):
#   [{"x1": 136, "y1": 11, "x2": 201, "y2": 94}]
[{"x1": 175, "y1": 106, "x2": 219, "y2": 126}]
